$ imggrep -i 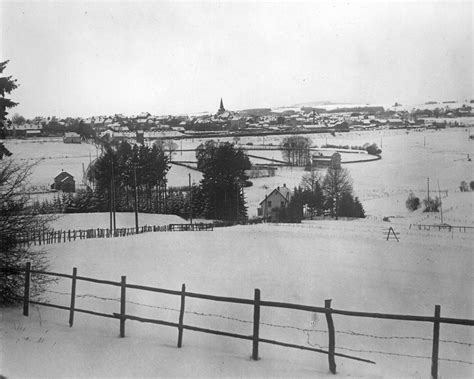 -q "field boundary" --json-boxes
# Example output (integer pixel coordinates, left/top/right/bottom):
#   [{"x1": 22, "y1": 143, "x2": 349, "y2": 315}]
[
  {"x1": 9, "y1": 263, "x2": 474, "y2": 378},
  {"x1": 14, "y1": 223, "x2": 214, "y2": 246}
]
